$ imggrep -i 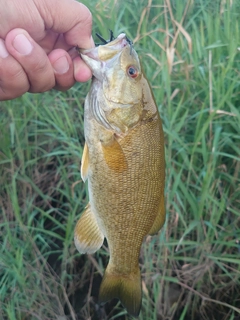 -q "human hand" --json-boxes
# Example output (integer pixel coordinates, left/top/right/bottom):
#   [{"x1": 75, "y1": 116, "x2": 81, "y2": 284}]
[{"x1": 0, "y1": 0, "x2": 94, "y2": 101}]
